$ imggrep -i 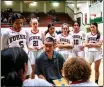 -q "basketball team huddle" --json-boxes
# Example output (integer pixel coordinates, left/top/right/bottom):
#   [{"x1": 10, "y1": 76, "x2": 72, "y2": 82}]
[{"x1": 1, "y1": 14, "x2": 103, "y2": 86}]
